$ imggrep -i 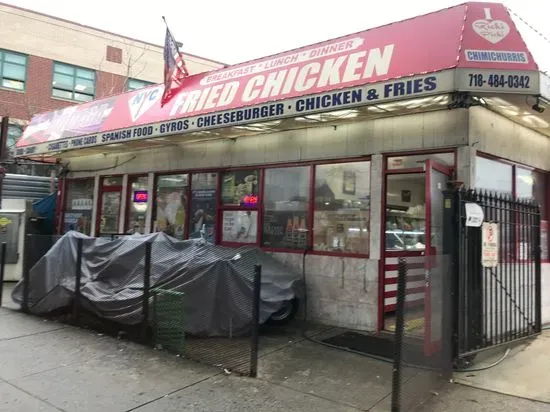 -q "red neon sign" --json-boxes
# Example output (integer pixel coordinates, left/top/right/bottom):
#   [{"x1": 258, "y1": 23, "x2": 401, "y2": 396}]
[
  {"x1": 242, "y1": 195, "x2": 258, "y2": 206},
  {"x1": 133, "y1": 190, "x2": 148, "y2": 203}
]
